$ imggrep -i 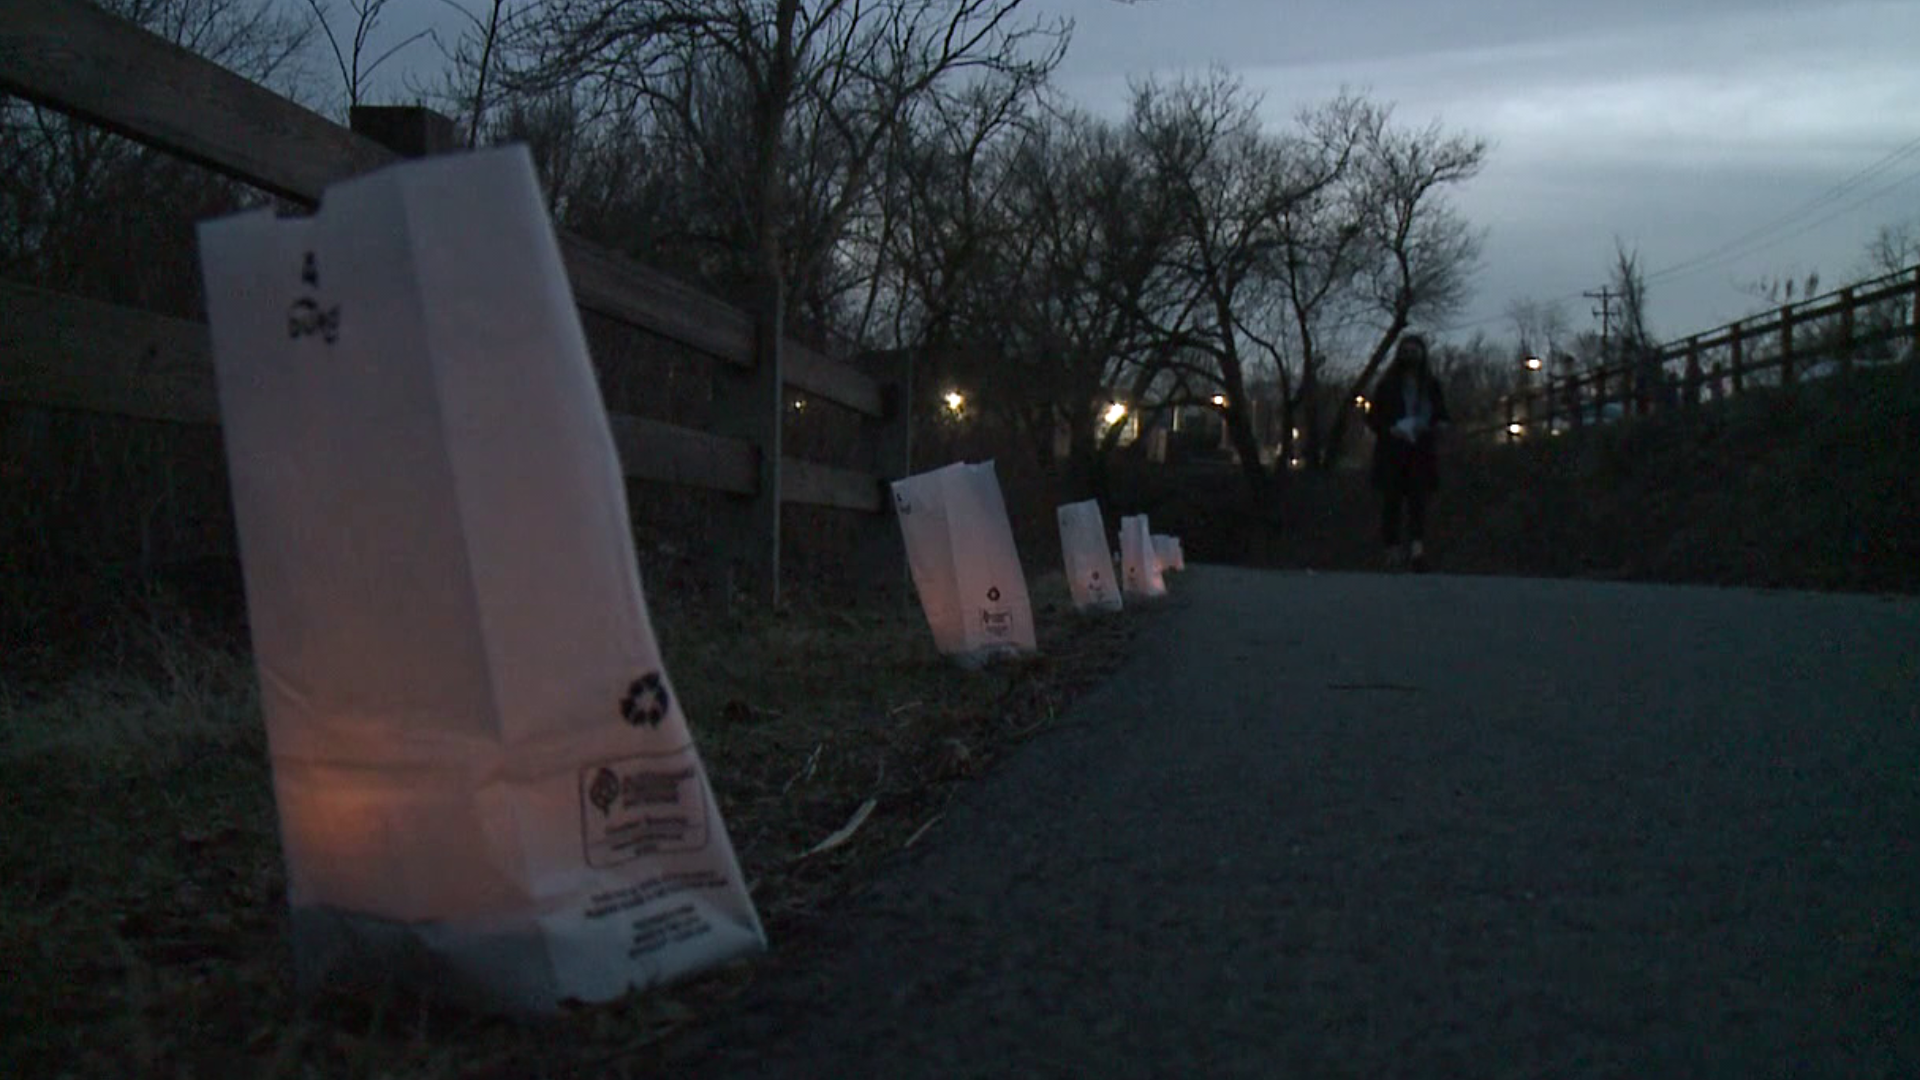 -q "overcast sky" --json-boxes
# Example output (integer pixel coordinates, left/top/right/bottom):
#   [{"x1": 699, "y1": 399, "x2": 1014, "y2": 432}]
[
  {"x1": 1029, "y1": 0, "x2": 1920, "y2": 344},
  {"x1": 386, "y1": 0, "x2": 1920, "y2": 348}
]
